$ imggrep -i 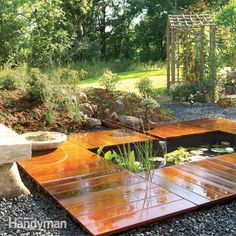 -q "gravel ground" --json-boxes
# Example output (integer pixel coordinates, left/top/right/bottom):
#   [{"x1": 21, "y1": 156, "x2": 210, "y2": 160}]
[{"x1": 1, "y1": 103, "x2": 236, "y2": 236}]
